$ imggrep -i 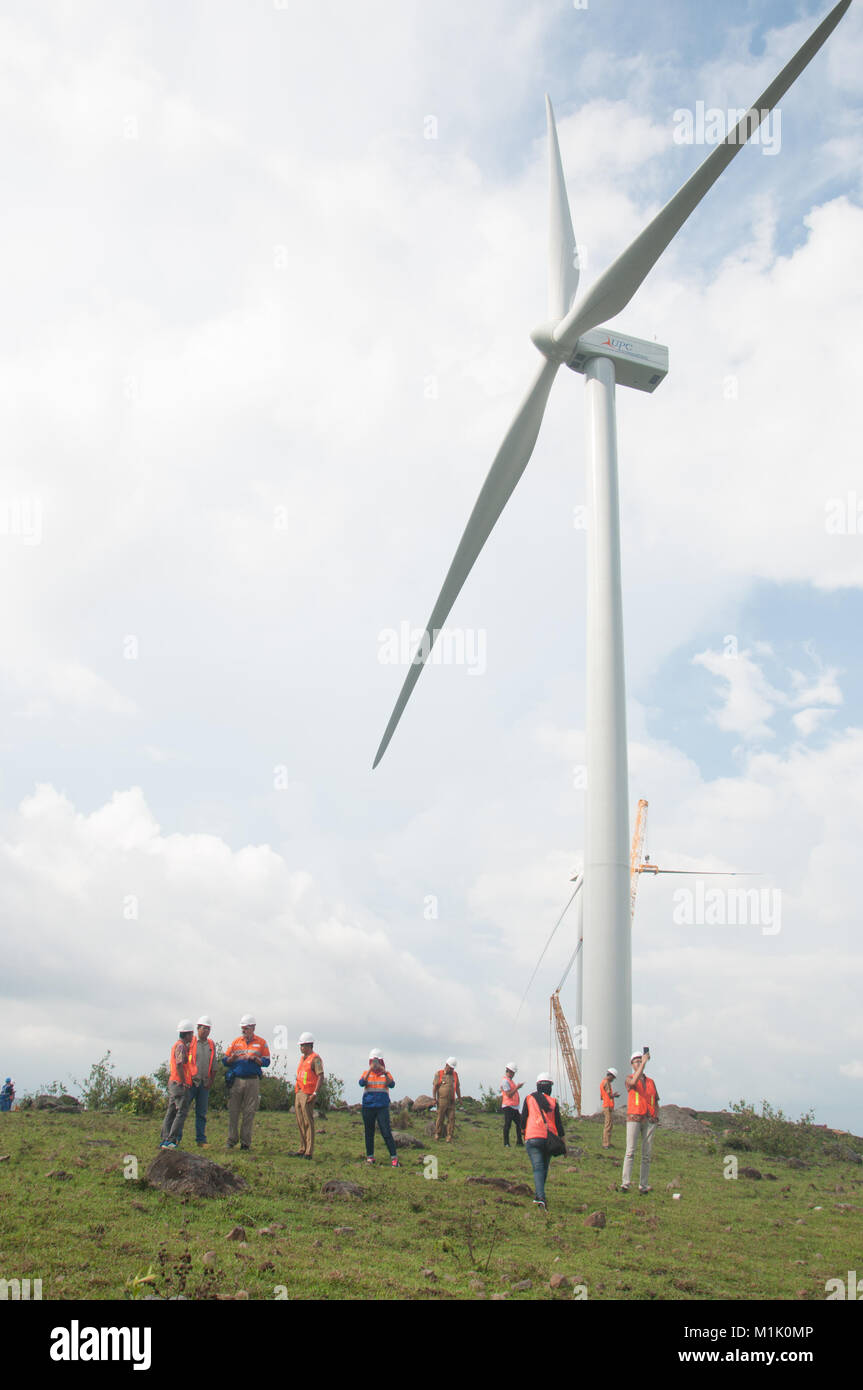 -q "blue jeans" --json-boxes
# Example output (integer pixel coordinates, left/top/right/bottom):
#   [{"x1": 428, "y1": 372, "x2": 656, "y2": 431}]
[
  {"x1": 363, "y1": 1105, "x2": 396, "y2": 1158},
  {"x1": 526, "y1": 1138, "x2": 550, "y2": 1204},
  {"x1": 176, "y1": 1083, "x2": 210, "y2": 1144}
]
